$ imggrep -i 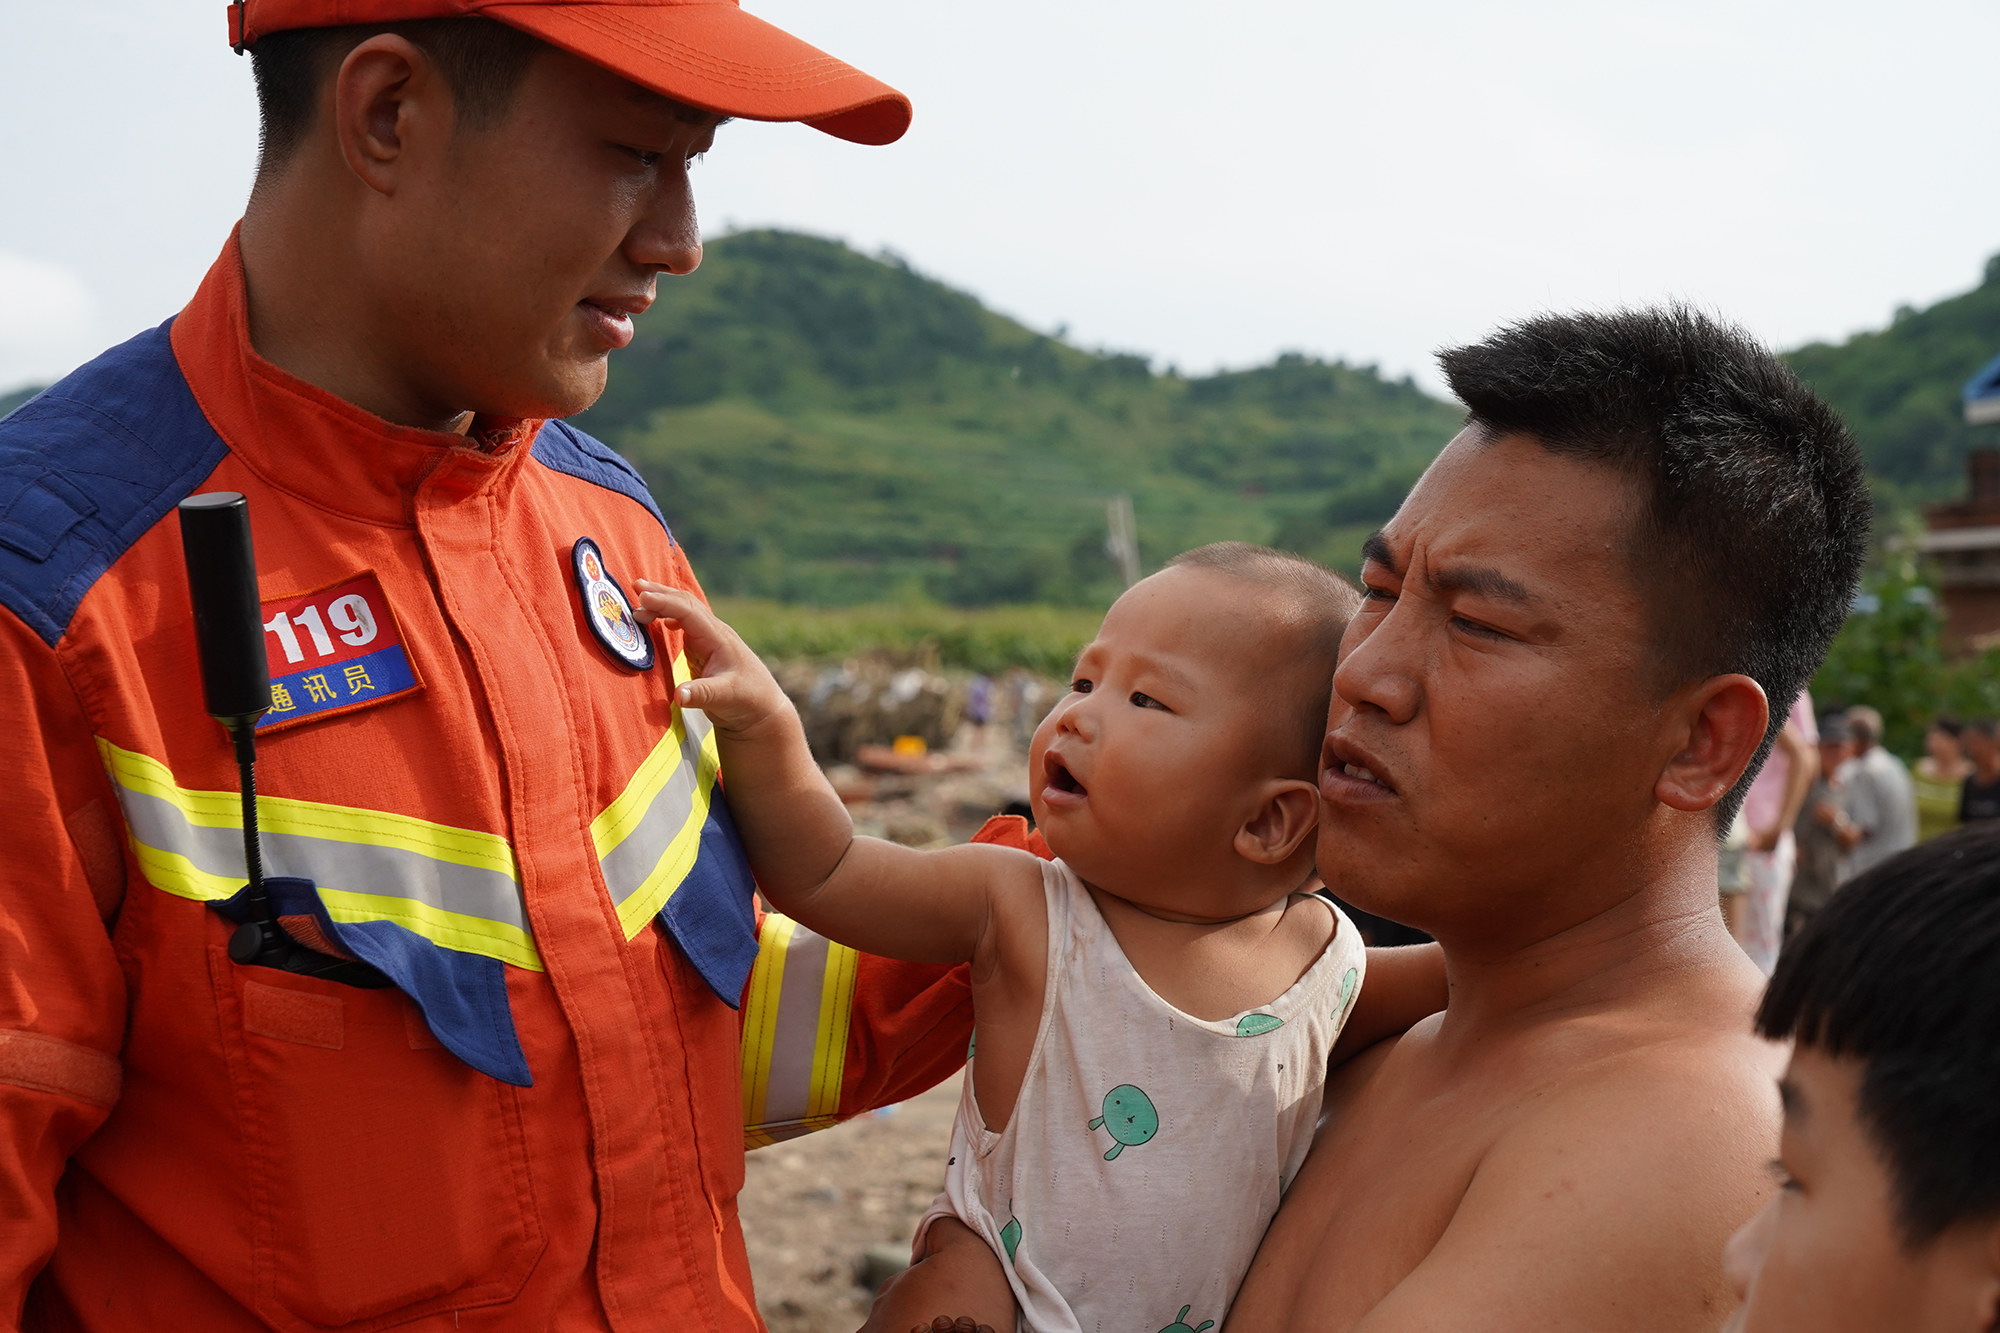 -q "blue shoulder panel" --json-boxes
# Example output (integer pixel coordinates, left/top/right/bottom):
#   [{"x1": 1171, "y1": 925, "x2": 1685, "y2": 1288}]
[
  {"x1": 0, "y1": 320, "x2": 229, "y2": 646},
  {"x1": 530, "y1": 418, "x2": 674, "y2": 542}
]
